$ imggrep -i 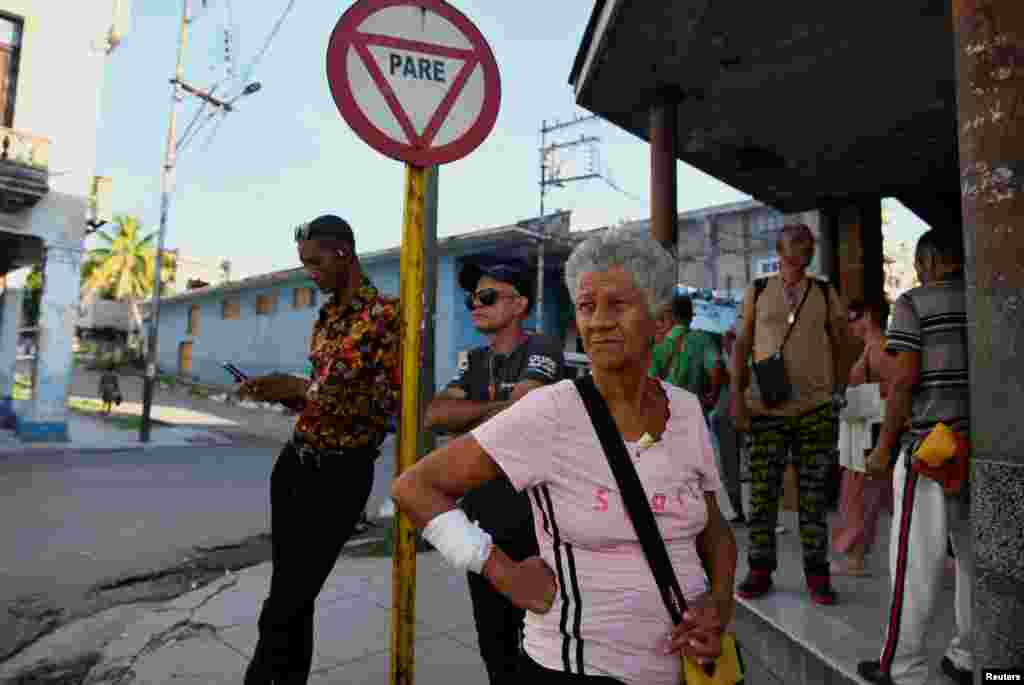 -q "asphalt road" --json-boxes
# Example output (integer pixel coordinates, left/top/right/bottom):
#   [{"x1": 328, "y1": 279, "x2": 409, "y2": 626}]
[{"x1": 0, "y1": 436, "x2": 399, "y2": 664}]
